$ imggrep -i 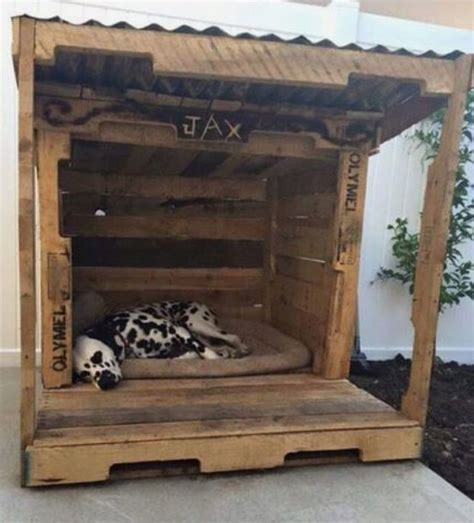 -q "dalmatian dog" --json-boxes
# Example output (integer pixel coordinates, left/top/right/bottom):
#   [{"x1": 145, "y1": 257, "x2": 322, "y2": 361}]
[{"x1": 73, "y1": 301, "x2": 250, "y2": 390}]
